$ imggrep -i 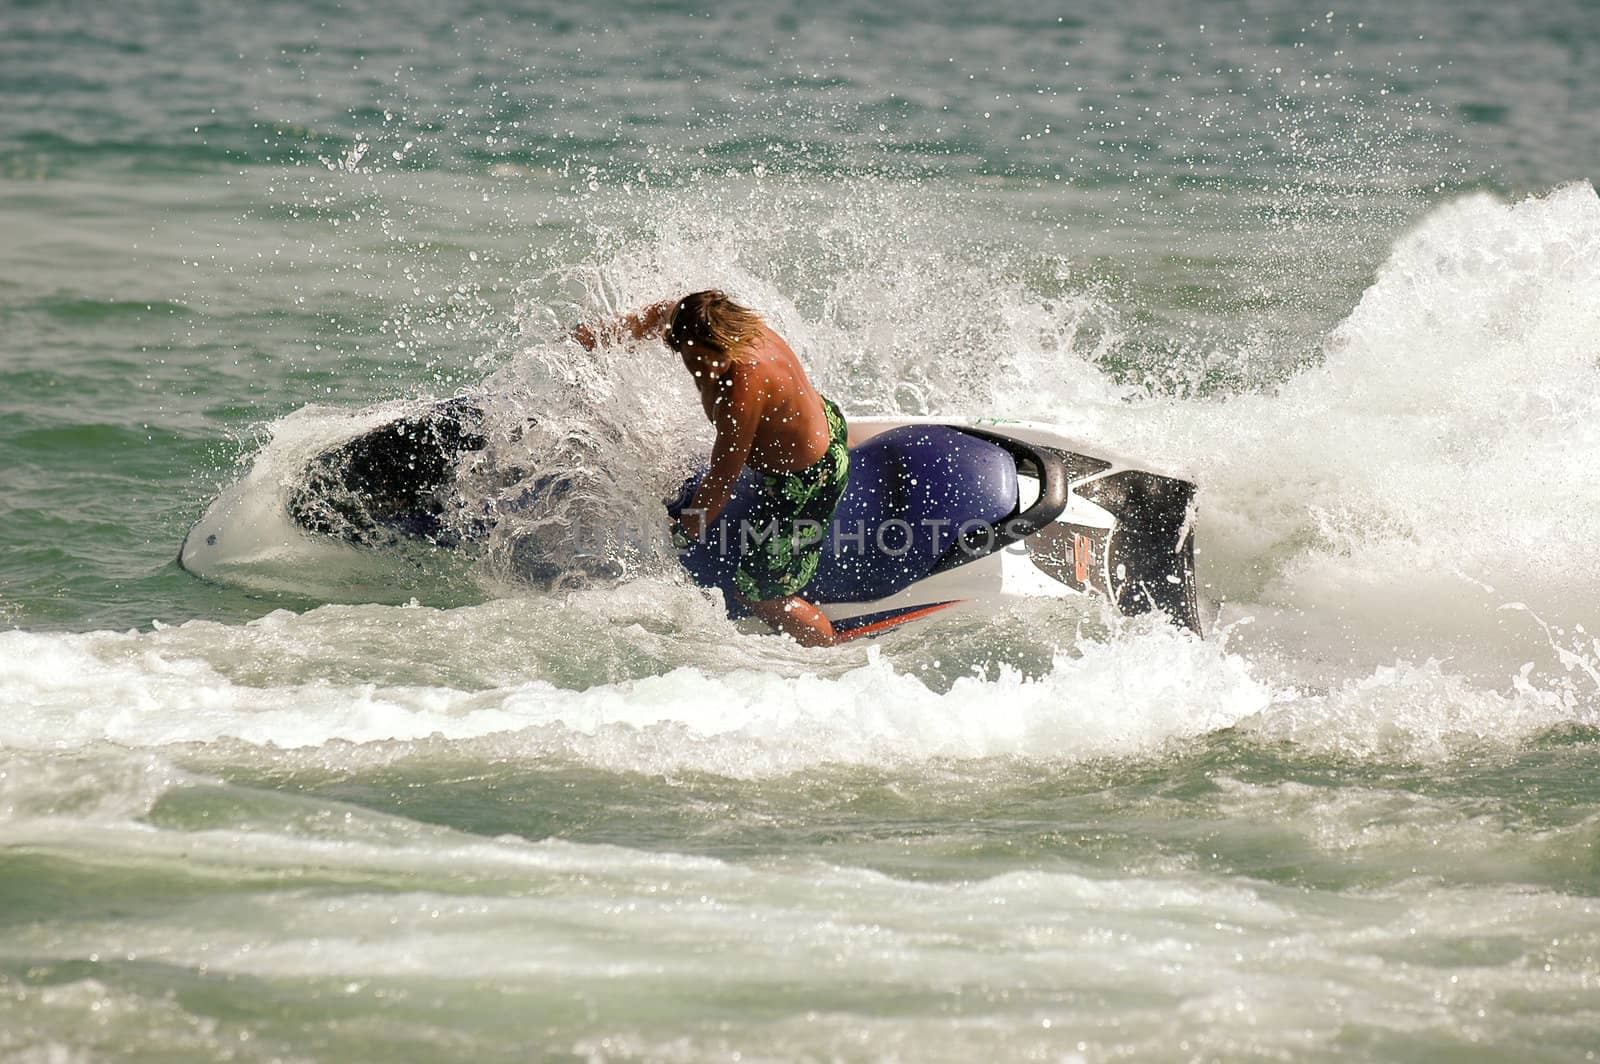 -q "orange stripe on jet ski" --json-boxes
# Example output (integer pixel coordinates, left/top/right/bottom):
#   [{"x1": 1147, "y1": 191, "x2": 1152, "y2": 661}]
[{"x1": 833, "y1": 600, "x2": 963, "y2": 642}]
